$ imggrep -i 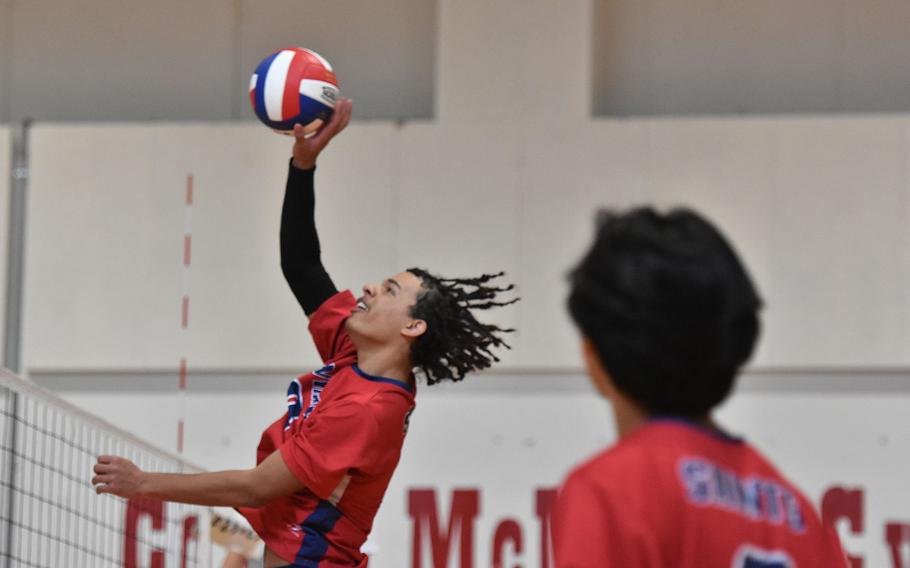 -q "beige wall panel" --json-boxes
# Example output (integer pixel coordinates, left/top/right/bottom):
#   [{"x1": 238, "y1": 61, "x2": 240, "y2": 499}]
[
  {"x1": 515, "y1": 0, "x2": 591, "y2": 121},
  {"x1": 839, "y1": 1, "x2": 910, "y2": 111},
  {"x1": 397, "y1": 121, "x2": 522, "y2": 365},
  {"x1": 146, "y1": 123, "x2": 399, "y2": 369},
  {"x1": 593, "y1": 0, "x2": 910, "y2": 115},
  {"x1": 21, "y1": 114, "x2": 910, "y2": 371},
  {"x1": 0, "y1": 0, "x2": 10, "y2": 123},
  {"x1": 516, "y1": 121, "x2": 649, "y2": 367},
  {"x1": 9, "y1": 0, "x2": 234, "y2": 121},
  {"x1": 237, "y1": 0, "x2": 435, "y2": 121},
  {"x1": 140, "y1": 125, "x2": 295, "y2": 370},
  {"x1": 644, "y1": 119, "x2": 775, "y2": 363},
  {"x1": 25, "y1": 125, "x2": 186, "y2": 368},
  {"x1": 905, "y1": 120, "x2": 910, "y2": 364},
  {"x1": 0, "y1": 127, "x2": 10, "y2": 354},
  {"x1": 294, "y1": 124, "x2": 400, "y2": 298},
  {"x1": 436, "y1": 0, "x2": 526, "y2": 123},
  {"x1": 437, "y1": 0, "x2": 590, "y2": 122},
  {"x1": 765, "y1": 118, "x2": 908, "y2": 366},
  {"x1": 24, "y1": 123, "x2": 398, "y2": 370}
]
